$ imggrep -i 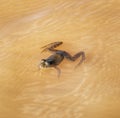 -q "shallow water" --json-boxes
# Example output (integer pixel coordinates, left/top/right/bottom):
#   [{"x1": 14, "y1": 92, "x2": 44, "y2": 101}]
[{"x1": 0, "y1": 0, "x2": 120, "y2": 118}]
